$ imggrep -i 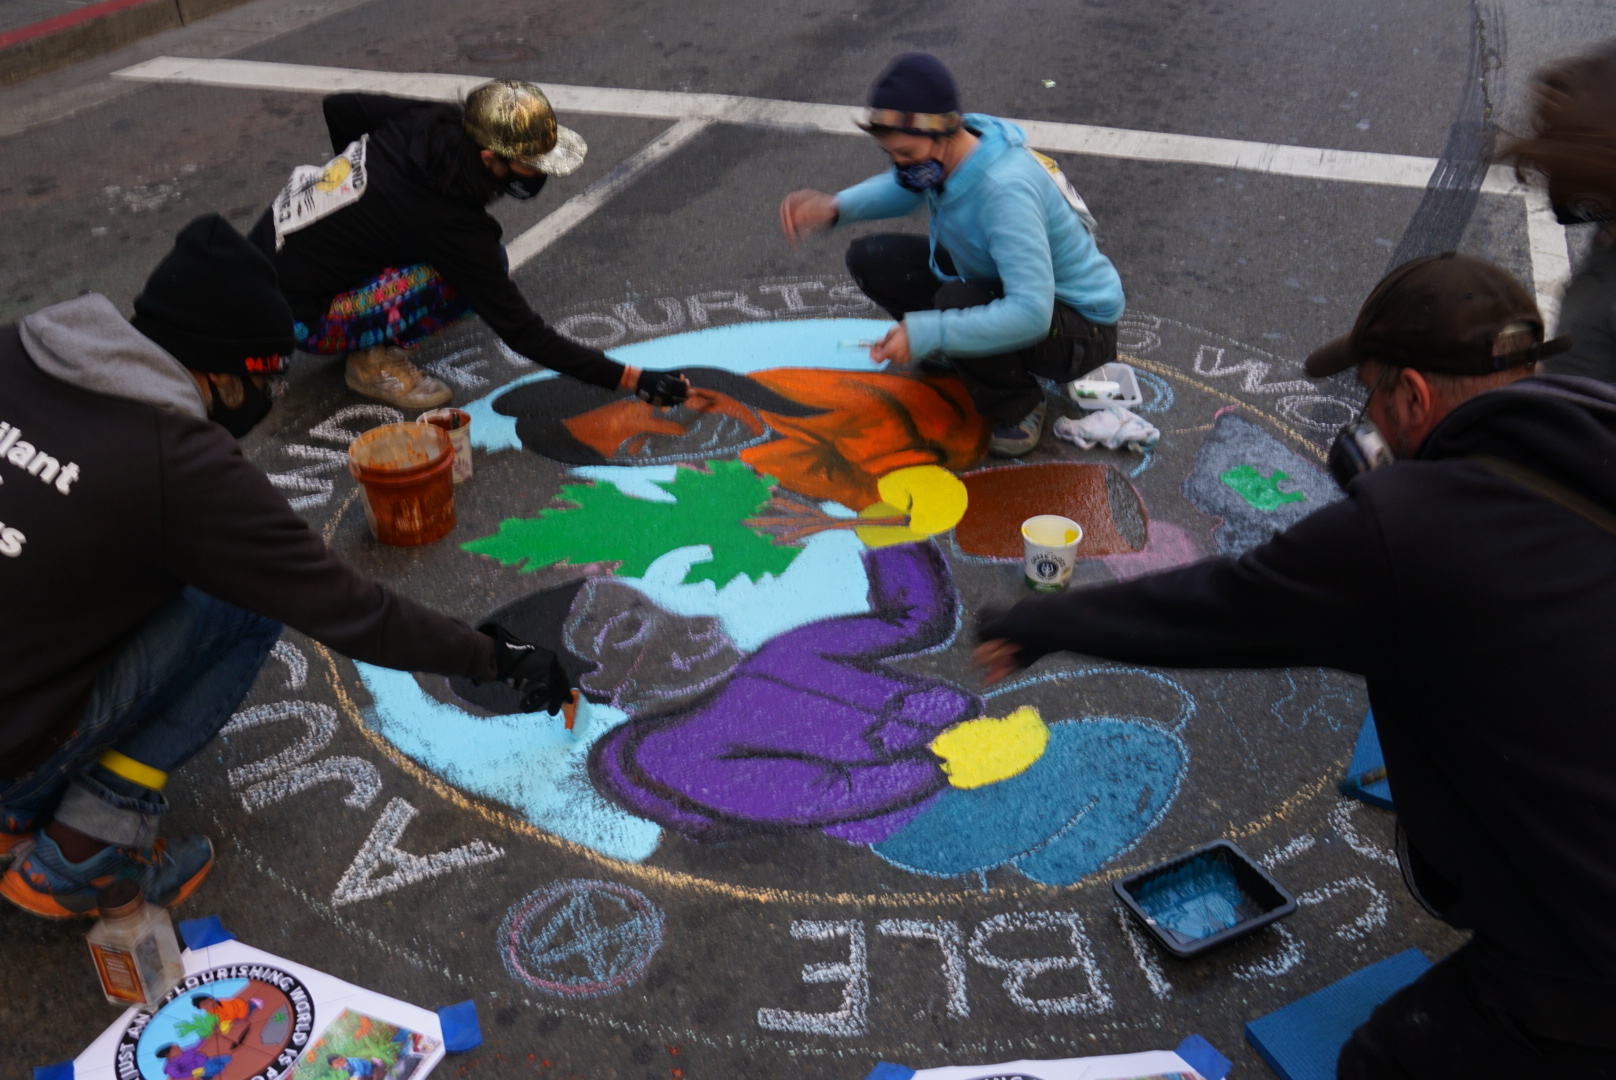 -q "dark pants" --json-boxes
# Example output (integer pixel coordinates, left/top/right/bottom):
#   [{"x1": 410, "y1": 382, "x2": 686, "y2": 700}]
[
  {"x1": 0, "y1": 589, "x2": 281, "y2": 847},
  {"x1": 1338, "y1": 945, "x2": 1613, "y2": 1079},
  {"x1": 845, "y1": 233, "x2": 1117, "y2": 424}
]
